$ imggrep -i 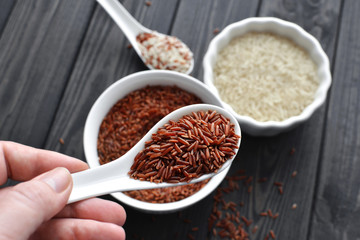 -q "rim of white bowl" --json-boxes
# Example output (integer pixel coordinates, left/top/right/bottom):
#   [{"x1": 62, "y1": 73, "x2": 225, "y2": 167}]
[
  {"x1": 203, "y1": 17, "x2": 332, "y2": 133},
  {"x1": 83, "y1": 70, "x2": 231, "y2": 213},
  {"x1": 111, "y1": 166, "x2": 230, "y2": 213}
]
